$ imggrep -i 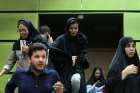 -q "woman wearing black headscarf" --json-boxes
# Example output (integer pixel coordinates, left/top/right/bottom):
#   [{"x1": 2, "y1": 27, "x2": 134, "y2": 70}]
[
  {"x1": 50, "y1": 17, "x2": 89, "y2": 93},
  {"x1": 0, "y1": 19, "x2": 39, "y2": 76},
  {"x1": 107, "y1": 37, "x2": 140, "y2": 93}
]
